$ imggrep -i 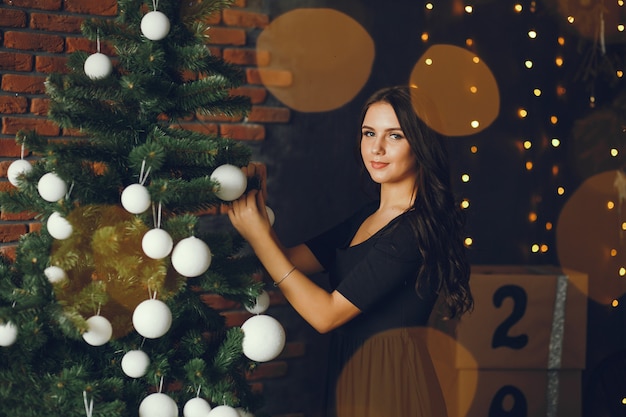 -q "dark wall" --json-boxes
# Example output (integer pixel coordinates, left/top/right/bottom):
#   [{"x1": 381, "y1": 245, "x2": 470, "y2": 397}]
[{"x1": 249, "y1": 0, "x2": 584, "y2": 265}]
